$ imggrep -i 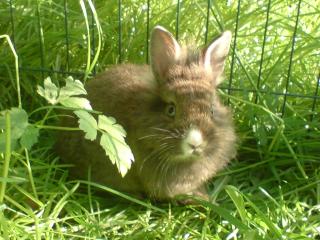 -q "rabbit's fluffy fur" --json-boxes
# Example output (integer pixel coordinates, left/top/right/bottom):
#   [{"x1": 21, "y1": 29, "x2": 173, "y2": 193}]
[{"x1": 56, "y1": 26, "x2": 237, "y2": 201}]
